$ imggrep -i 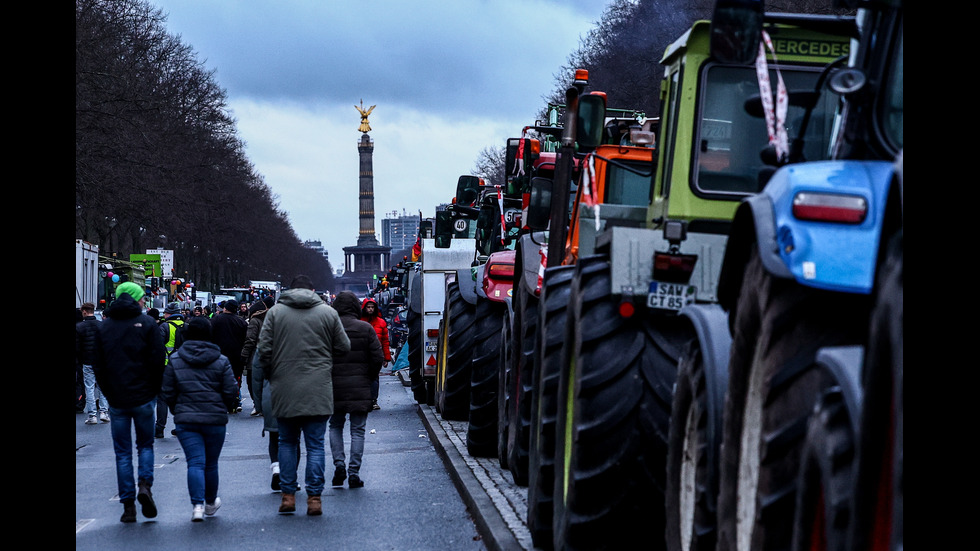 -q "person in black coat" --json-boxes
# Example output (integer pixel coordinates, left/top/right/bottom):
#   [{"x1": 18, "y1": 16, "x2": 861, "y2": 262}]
[
  {"x1": 160, "y1": 316, "x2": 239, "y2": 522},
  {"x1": 94, "y1": 282, "x2": 167, "y2": 523},
  {"x1": 209, "y1": 299, "x2": 248, "y2": 412},
  {"x1": 328, "y1": 291, "x2": 384, "y2": 489},
  {"x1": 77, "y1": 302, "x2": 109, "y2": 424}
]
